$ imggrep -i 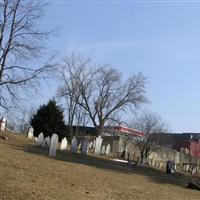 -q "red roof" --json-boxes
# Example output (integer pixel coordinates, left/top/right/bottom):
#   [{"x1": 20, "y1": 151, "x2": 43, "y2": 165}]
[{"x1": 105, "y1": 126, "x2": 144, "y2": 137}]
